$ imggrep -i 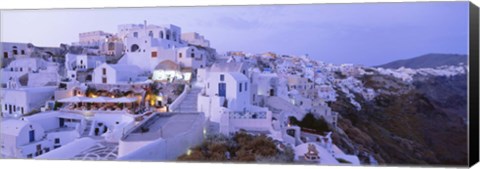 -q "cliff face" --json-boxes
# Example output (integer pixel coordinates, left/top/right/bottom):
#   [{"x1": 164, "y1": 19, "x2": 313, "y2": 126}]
[
  {"x1": 377, "y1": 53, "x2": 467, "y2": 69},
  {"x1": 330, "y1": 72, "x2": 467, "y2": 166}
]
